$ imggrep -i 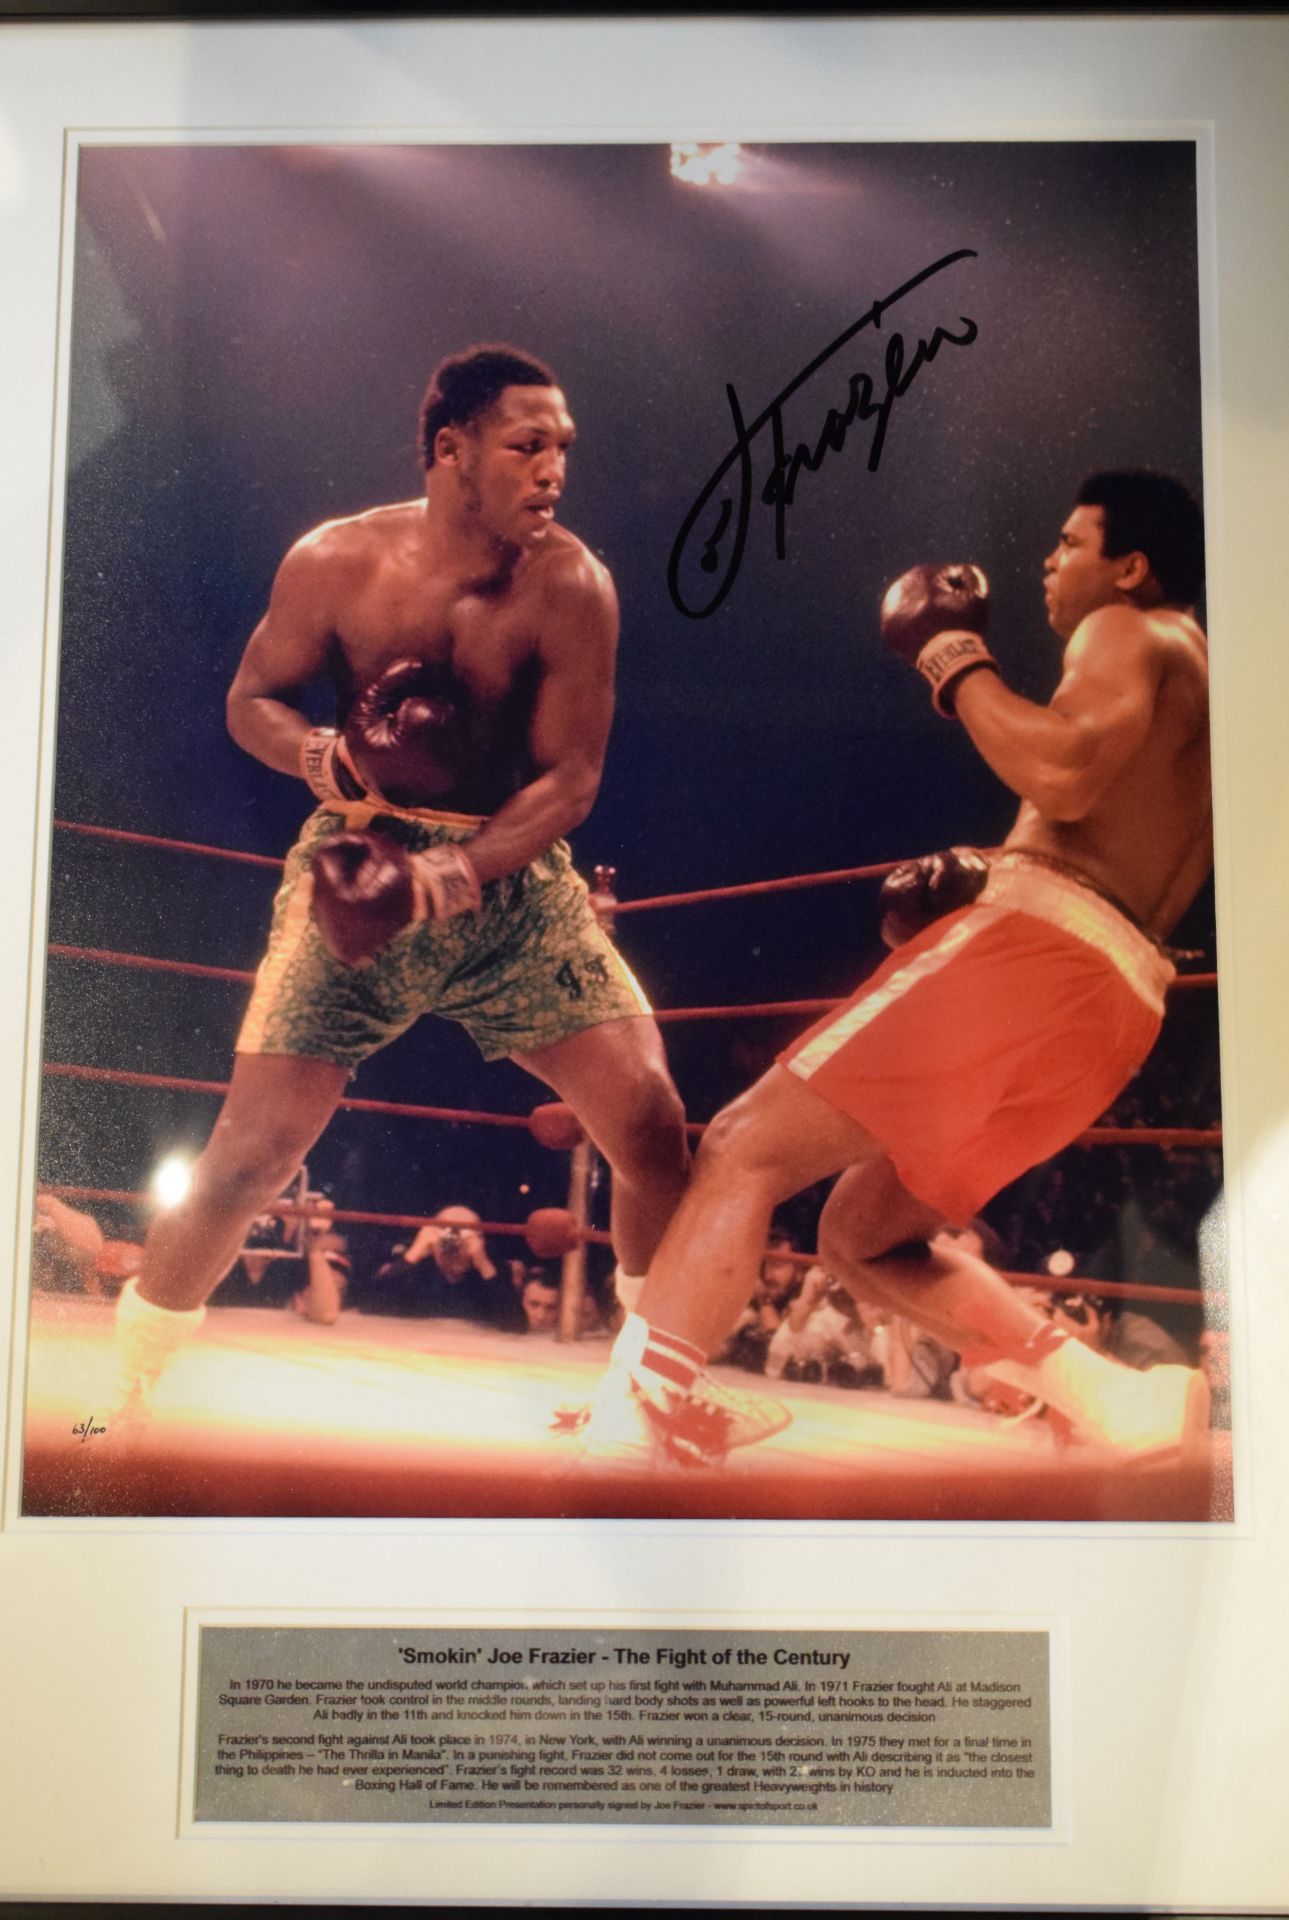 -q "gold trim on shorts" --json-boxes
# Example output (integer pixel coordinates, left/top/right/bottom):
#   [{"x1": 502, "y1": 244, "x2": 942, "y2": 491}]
[
  {"x1": 982, "y1": 853, "x2": 1175, "y2": 1015},
  {"x1": 330, "y1": 798, "x2": 488, "y2": 831},
  {"x1": 235, "y1": 806, "x2": 654, "y2": 1066}
]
